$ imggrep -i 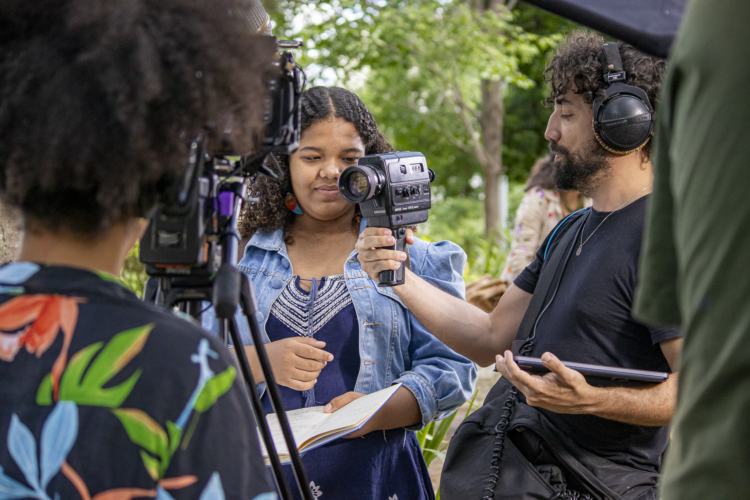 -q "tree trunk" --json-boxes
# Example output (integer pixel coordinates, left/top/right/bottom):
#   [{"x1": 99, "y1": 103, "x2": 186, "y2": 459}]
[
  {"x1": 479, "y1": 78, "x2": 504, "y2": 237},
  {"x1": 0, "y1": 203, "x2": 20, "y2": 263}
]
